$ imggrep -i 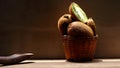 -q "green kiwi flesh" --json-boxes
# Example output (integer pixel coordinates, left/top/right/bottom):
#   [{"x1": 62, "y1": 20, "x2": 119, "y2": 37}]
[{"x1": 70, "y1": 2, "x2": 88, "y2": 23}]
